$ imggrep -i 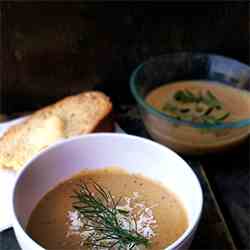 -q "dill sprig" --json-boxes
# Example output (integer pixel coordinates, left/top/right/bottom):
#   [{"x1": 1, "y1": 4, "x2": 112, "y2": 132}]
[{"x1": 71, "y1": 182, "x2": 150, "y2": 249}]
